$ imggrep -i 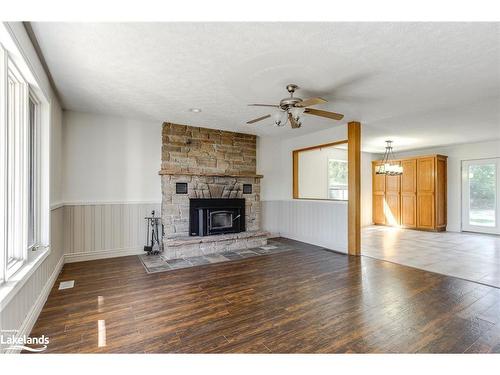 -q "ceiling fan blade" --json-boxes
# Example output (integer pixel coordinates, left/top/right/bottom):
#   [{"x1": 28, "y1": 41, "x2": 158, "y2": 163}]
[
  {"x1": 295, "y1": 97, "x2": 327, "y2": 108},
  {"x1": 288, "y1": 113, "x2": 301, "y2": 129},
  {"x1": 248, "y1": 104, "x2": 280, "y2": 108},
  {"x1": 303, "y1": 108, "x2": 344, "y2": 121},
  {"x1": 246, "y1": 114, "x2": 271, "y2": 124}
]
